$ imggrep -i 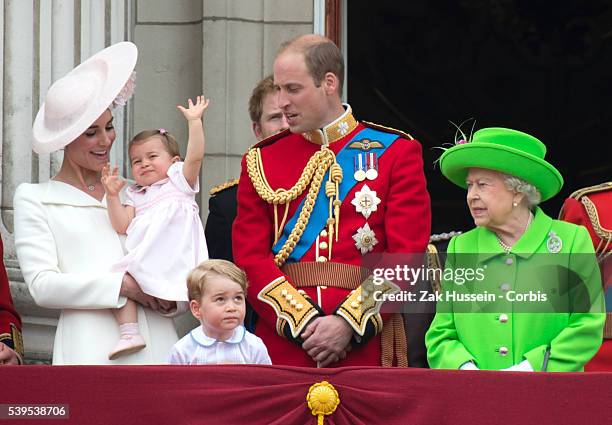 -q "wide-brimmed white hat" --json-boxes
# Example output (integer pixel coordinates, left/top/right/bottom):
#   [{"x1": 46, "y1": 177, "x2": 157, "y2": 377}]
[{"x1": 32, "y1": 41, "x2": 138, "y2": 154}]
